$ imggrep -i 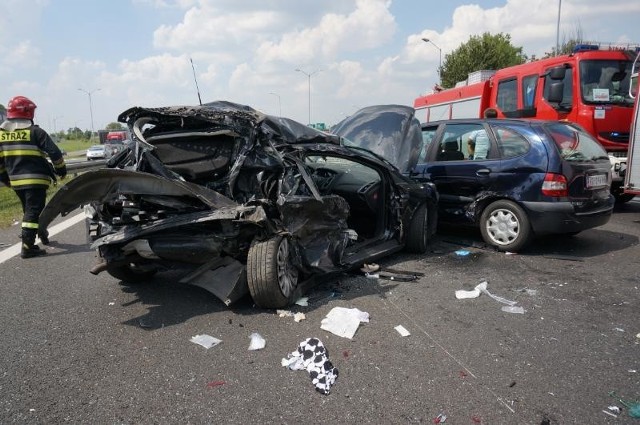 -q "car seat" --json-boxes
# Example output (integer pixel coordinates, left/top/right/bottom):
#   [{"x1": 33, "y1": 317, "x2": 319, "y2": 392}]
[{"x1": 437, "y1": 138, "x2": 464, "y2": 161}]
